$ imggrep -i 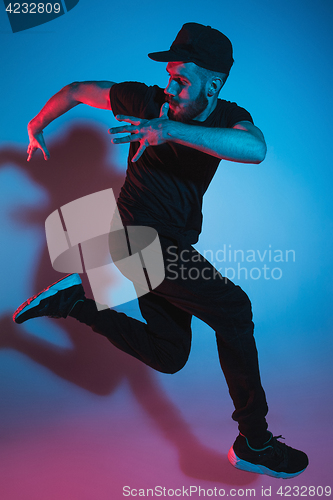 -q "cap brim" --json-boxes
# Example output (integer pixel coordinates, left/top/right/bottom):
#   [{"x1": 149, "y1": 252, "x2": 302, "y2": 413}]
[{"x1": 148, "y1": 50, "x2": 191, "y2": 63}]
